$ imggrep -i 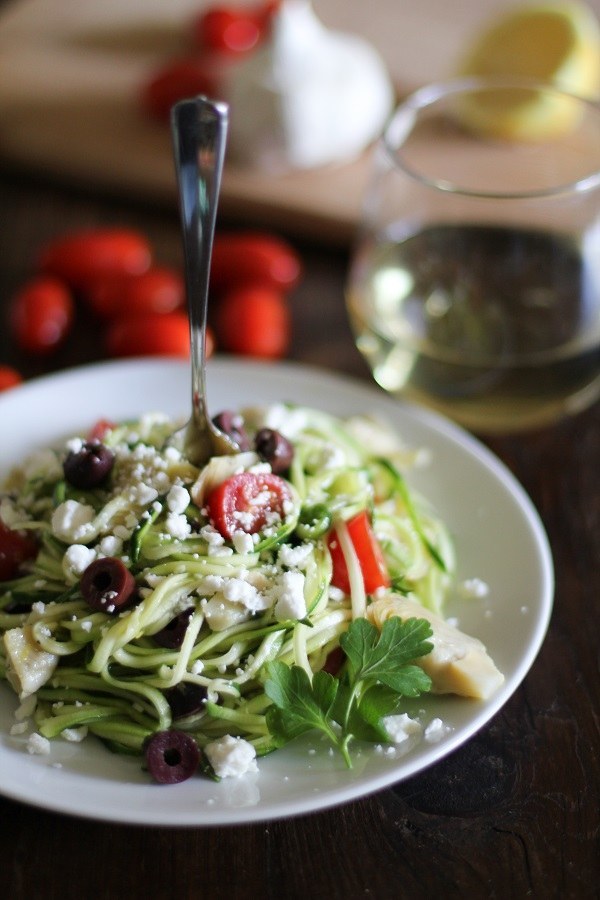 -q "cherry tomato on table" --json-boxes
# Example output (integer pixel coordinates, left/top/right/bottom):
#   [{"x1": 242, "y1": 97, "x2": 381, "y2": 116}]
[
  {"x1": 140, "y1": 57, "x2": 220, "y2": 122},
  {"x1": 214, "y1": 285, "x2": 290, "y2": 358},
  {"x1": 0, "y1": 365, "x2": 22, "y2": 391},
  {"x1": 38, "y1": 228, "x2": 152, "y2": 291},
  {"x1": 105, "y1": 312, "x2": 195, "y2": 359},
  {"x1": 210, "y1": 232, "x2": 302, "y2": 294},
  {"x1": 328, "y1": 510, "x2": 390, "y2": 595},
  {"x1": 83, "y1": 267, "x2": 185, "y2": 319},
  {"x1": 205, "y1": 471, "x2": 292, "y2": 540},
  {"x1": 0, "y1": 521, "x2": 38, "y2": 582},
  {"x1": 10, "y1": 276, "x2": 74, "y2": 355},
  {"x1": 192, "y1": 2, "x2": 280, "y2": 55}
]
